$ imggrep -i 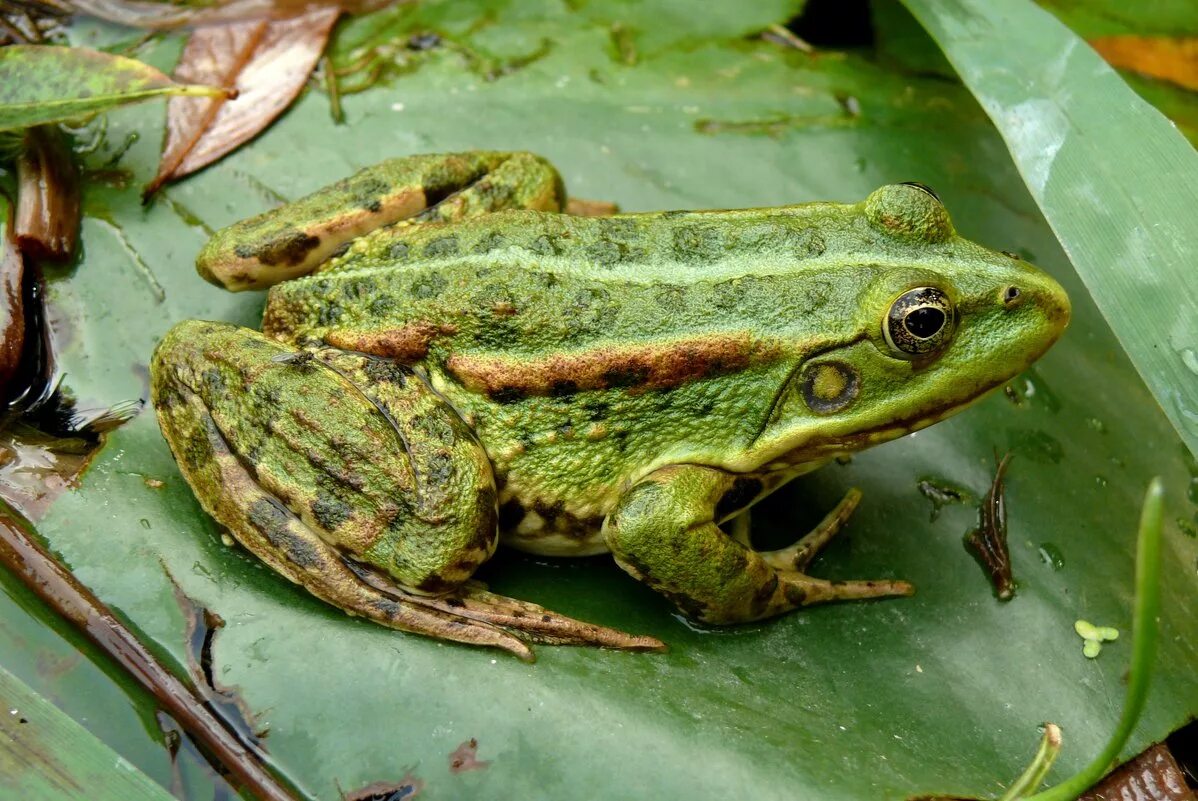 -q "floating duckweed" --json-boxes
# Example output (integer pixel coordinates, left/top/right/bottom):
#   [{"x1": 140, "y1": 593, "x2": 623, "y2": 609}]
[{"x1": 1074, "y1": 618, "x2": 1119, "y2": 658}]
